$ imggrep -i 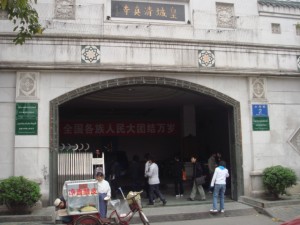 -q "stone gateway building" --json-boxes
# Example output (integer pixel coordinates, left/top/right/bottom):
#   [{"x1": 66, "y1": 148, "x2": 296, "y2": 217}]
[{"x1": 0, "y1": 0, "x2": 300, "y2": 205}]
